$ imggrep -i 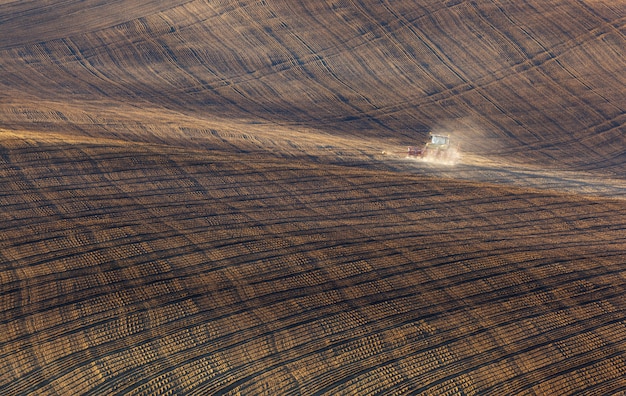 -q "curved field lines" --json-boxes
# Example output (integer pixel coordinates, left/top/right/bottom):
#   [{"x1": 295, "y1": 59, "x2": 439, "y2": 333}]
[
  {"x1": 1, "y1": 0, "x2": 626, "y2": 394},
  {"x1": 1, "y1": 132, "x2": 626, "y2": 395},
  {"x1": 0, "y1": 0, "x2": 623, "y2": 168}
]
